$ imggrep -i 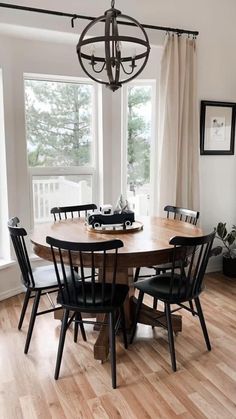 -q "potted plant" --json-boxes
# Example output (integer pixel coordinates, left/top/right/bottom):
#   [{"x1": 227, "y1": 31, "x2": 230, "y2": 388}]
[{"x1": 215, "y1": 222, "x2": 236, "y2": 277}]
